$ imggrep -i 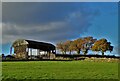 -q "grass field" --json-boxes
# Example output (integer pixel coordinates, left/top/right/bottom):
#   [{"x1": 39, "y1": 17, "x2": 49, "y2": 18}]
[{"x1": 2, "y1": 61, "x2": 118, "y2": 80}]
